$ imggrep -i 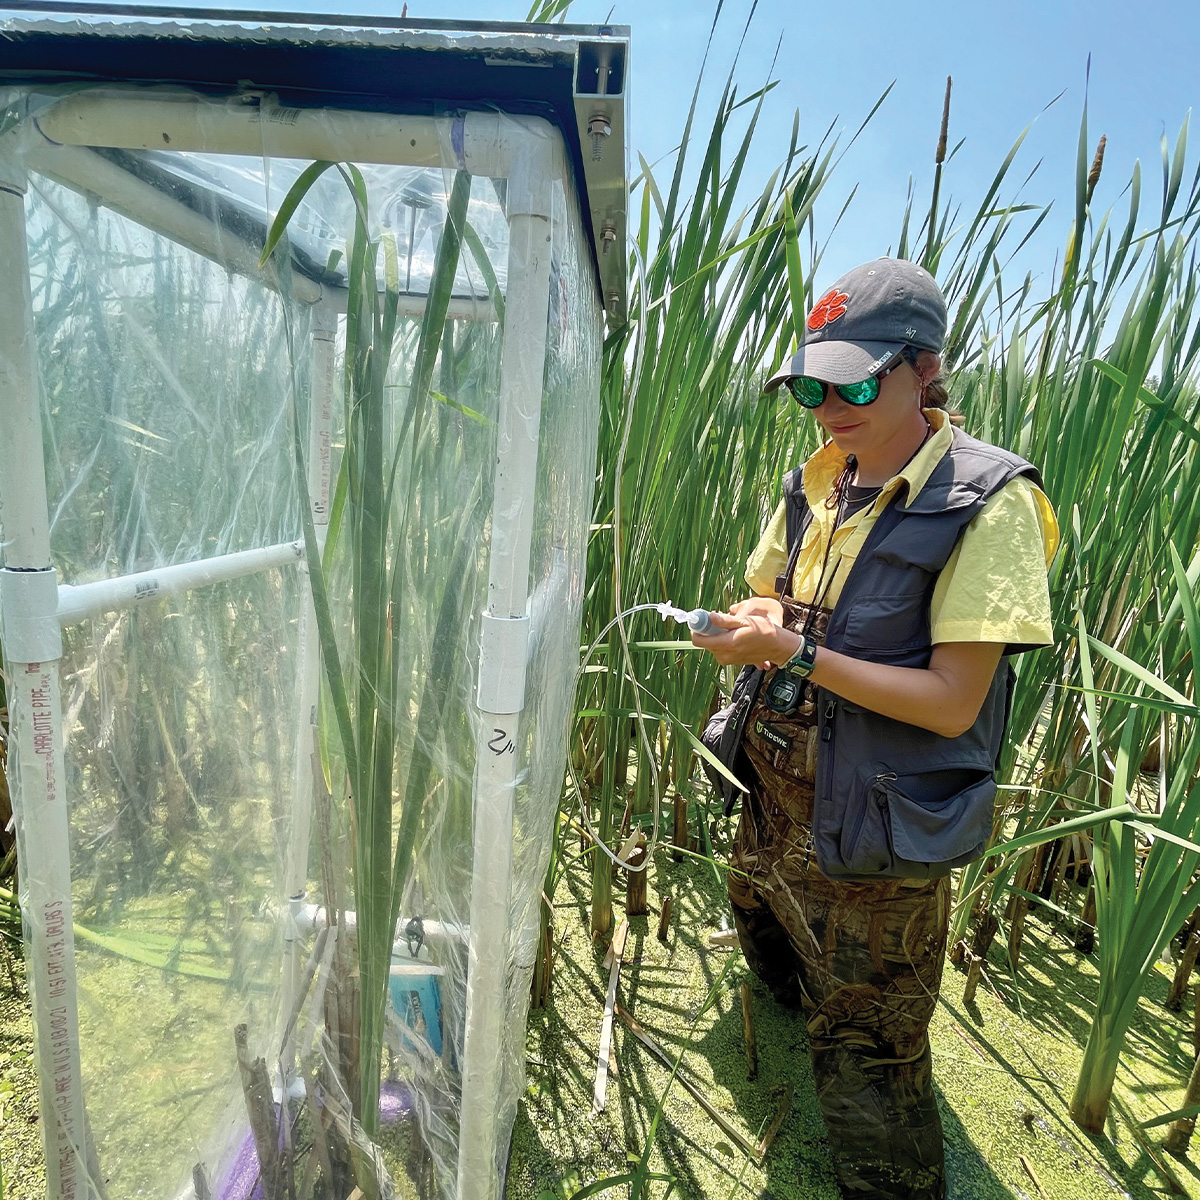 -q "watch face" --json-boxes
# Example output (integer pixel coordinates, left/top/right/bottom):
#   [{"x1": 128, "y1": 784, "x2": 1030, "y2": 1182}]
[
  {"x1": 784, "y1": 643, "x2": 814, "y2": 679},
  {"x1": 765, "y1": 672, "x2": 803, "y2": 714}
]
